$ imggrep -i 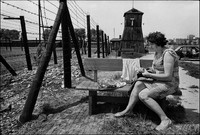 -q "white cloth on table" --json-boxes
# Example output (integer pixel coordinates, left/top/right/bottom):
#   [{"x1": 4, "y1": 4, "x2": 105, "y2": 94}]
[{"x1": 121, "y1": 58, "x2": 140, "y2": 81}]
